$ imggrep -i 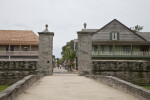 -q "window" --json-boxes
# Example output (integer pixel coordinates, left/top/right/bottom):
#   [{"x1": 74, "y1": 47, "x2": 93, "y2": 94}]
[
  {"x1": 104, "y1": 46, "x2": 109, "y2": 52},
  {"x1": 112, "y1": 32, "x2": 117, "y2": 40},
  {"x1": 110, "y1": 32, "x2": 119, "y2": 40},
  {"x1": 93, "y1": 45, "x2": 98, "y2": 52},
  {"x1": 24, "y1": 47, "x2": 28, "y2": 51},
  {"x1": 6, "y1": 45, "x2": 14, "y2": 51},
  {"x1": 123, "y1": 46, "x2": 131, "y2": 53},
  {"x1": 102, "y1": 45, "x2": 112, "y2": 53}
]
